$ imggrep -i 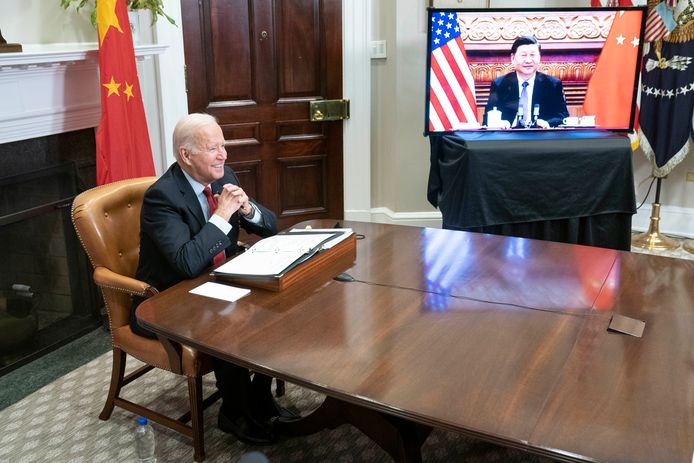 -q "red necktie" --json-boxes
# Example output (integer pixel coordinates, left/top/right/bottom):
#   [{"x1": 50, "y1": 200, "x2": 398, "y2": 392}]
[{"x1": 203, "y1": 186, "x2": 226, "y2": 267}]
